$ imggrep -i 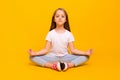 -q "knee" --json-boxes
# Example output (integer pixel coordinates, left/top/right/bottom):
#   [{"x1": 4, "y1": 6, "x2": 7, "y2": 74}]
[
  {"x1": 29, "y1": 56, "x2": 38, "y2": 62},
  {"x1": 81, "y1": 55, "x2": 89, "y2": 61},
  {"x1": 75, "y1": 56, "x2": 89, "y2": 66}
]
